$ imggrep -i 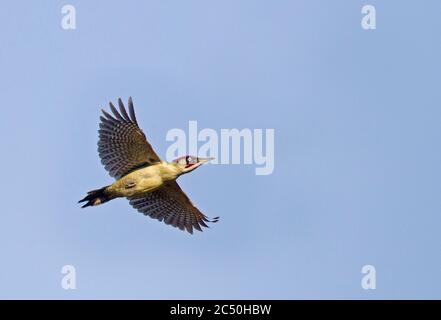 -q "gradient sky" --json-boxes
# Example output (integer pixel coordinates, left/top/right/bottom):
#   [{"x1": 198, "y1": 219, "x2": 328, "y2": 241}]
[{"x1": 1, "y1": 0, "x2": 441, "y2": 299}]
